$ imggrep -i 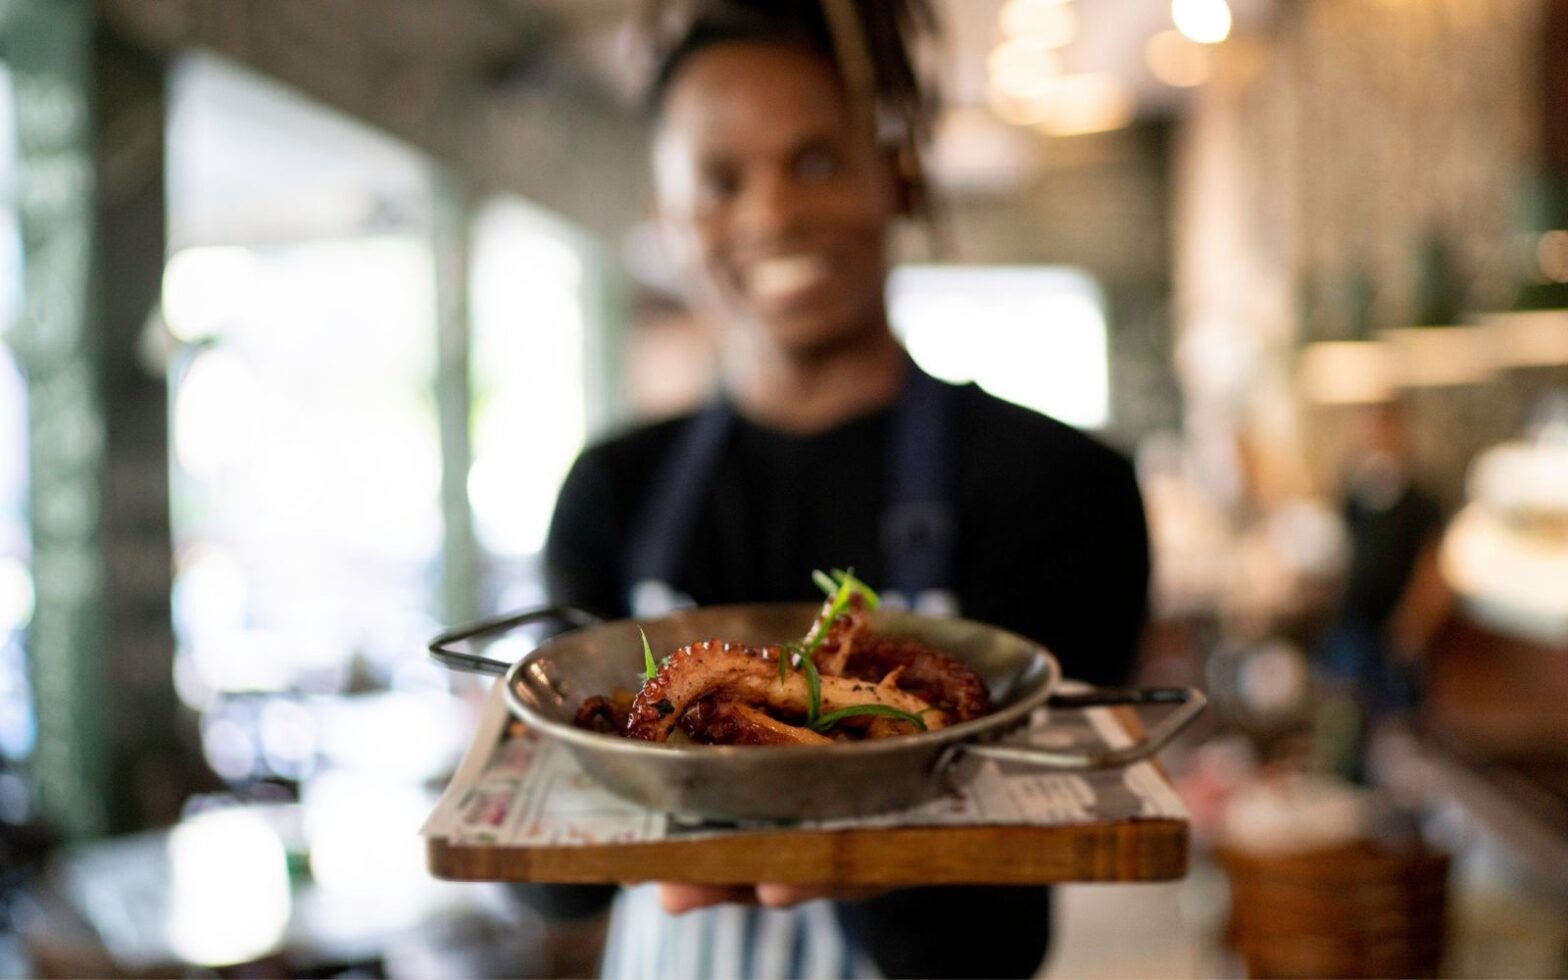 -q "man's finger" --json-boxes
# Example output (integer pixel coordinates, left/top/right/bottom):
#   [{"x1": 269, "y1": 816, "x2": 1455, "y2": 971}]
[
  {"x1": 657, "y1": 883, "x2": 756, "y2": 915},
  {"x1": 755, "y1": 883, "x2": 886, "y2": 908}
]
